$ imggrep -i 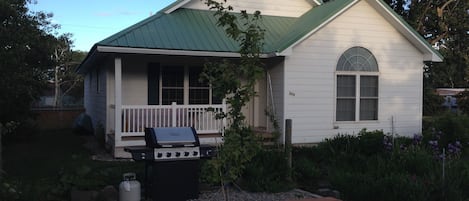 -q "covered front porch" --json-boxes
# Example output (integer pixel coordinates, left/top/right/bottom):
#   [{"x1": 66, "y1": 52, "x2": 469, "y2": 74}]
[
  {"x1": 111, "y1": 102, "x2": 227, "y2": 147},
  {"x1": 107, "y1": 56, "x2": 229, "y2": 157}
]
